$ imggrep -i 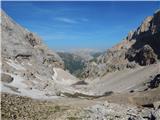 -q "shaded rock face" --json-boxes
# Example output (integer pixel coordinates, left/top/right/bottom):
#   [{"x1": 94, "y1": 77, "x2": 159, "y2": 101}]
[
  {"x1": 149, "y1": 74, "x2": 160, "y2": 89},
  {"x1": 81, "y1": 10, "x2": 160, "y2": 78},
  {"x1": 127, "y1": 10, "x2": 160, "y2": 60},
  {"x1": 111, "y1": 10, "x2": 160, "y2": 65},
  {"x1": 137, "y1": 45, "x2": 157, "y2": 66},
  {"x1": 127, "y1": 45, "x2": 158, "y2": 66}
]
